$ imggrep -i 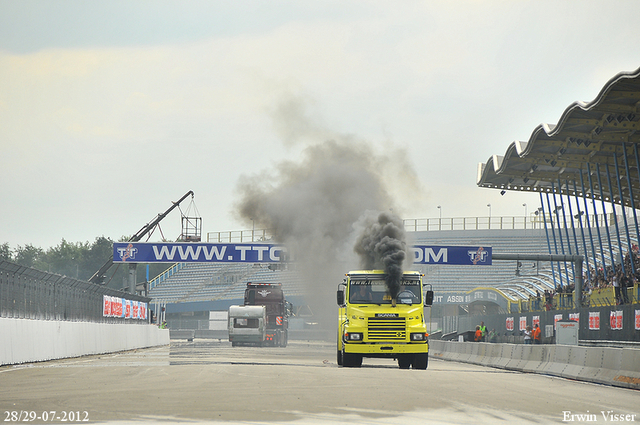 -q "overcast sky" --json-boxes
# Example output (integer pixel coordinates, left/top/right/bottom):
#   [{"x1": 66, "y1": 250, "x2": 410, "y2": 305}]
[{"x1": 2, "y1": 0, "x2": 640, "y2": 249}]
